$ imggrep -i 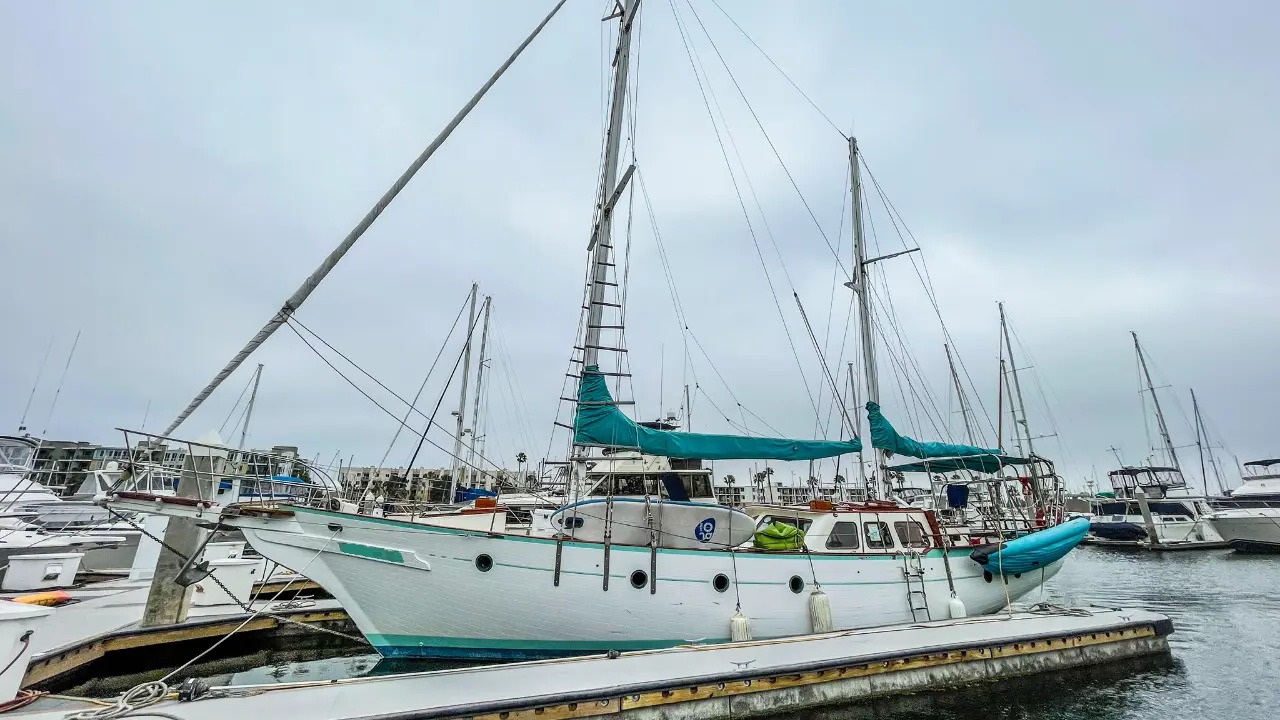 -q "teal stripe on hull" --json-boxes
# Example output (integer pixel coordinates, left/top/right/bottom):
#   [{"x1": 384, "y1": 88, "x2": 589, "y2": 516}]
[
  {"x1": 338, "y1": 541, "x2": 404, "y2": 564},
  {"x1": 368, "y1": 634, "x2": 732, "y2": 660}
]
